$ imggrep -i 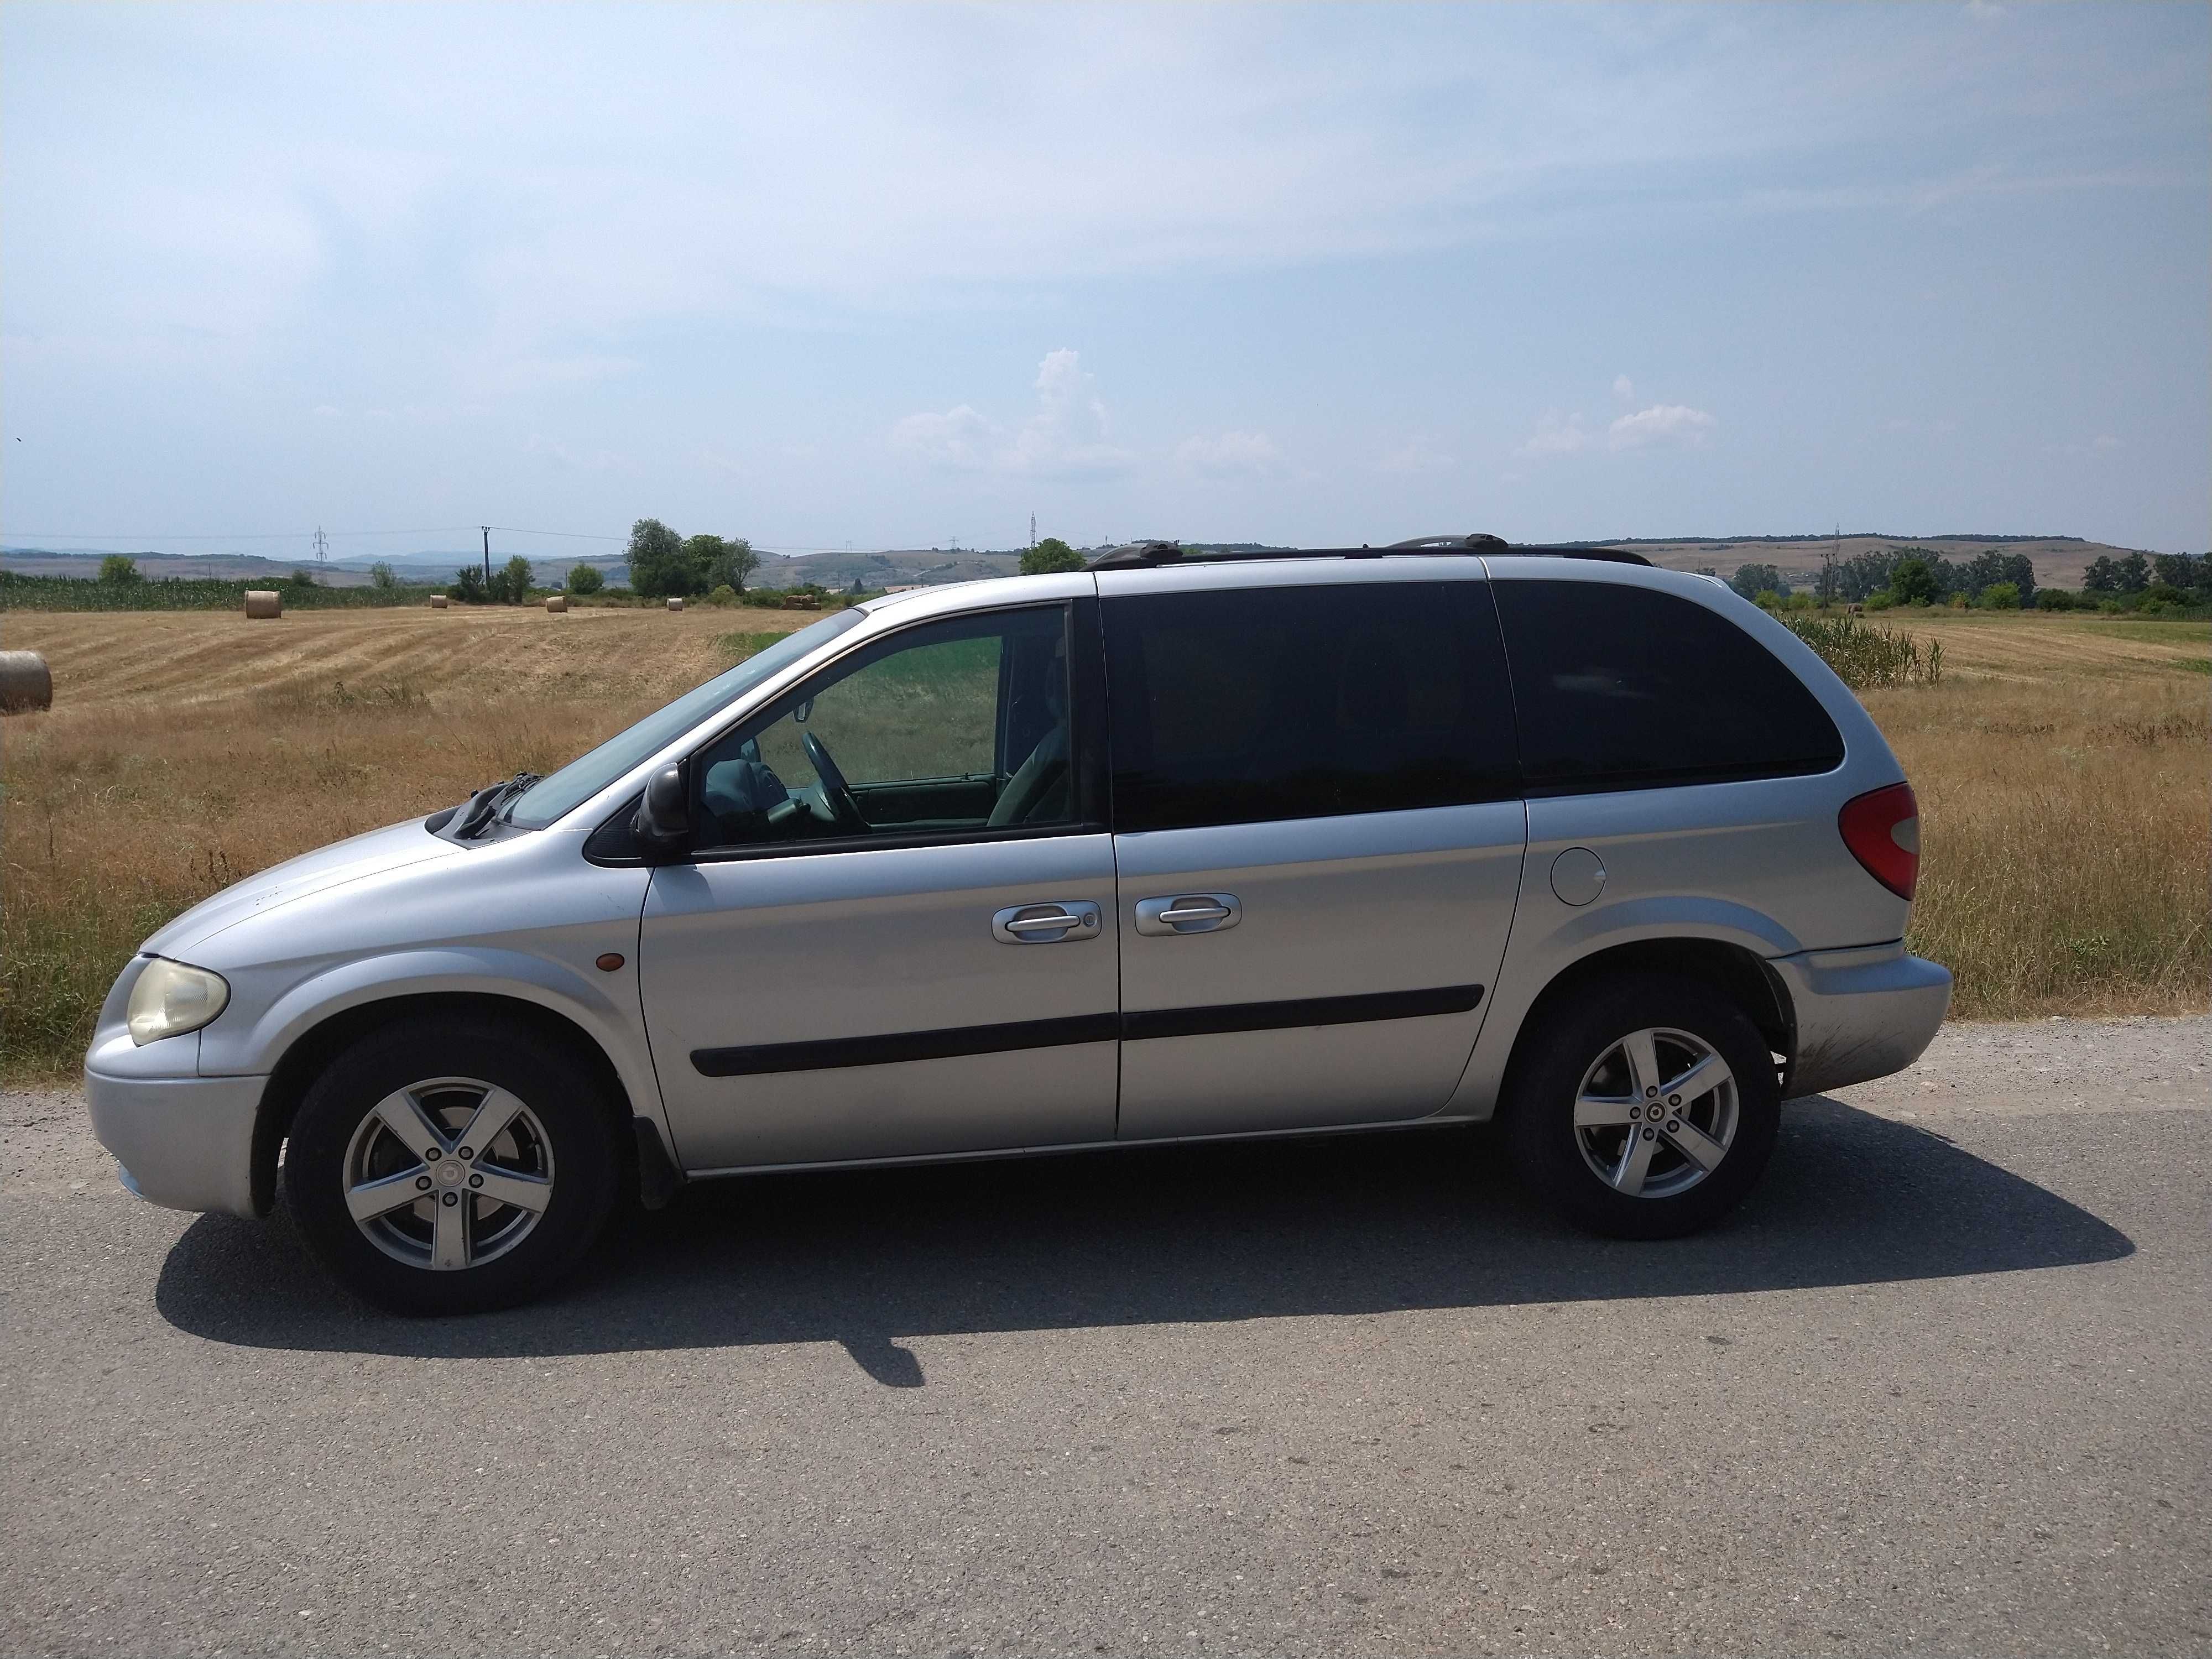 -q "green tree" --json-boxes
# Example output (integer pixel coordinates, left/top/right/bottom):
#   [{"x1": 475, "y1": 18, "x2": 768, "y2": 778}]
[
  {"x1": 368, "y1": 561, "x2": 399, "y2": 590},
  {"x1": 289, "y1": 566, "x2": 319, "y2": 589},
  {"x1": 2084, "y1": 552, "x2": 2150, "y2": 593},
  {"x1": 711, "y1": 537, "x2": 760, "y2": 592},
  {"x1": 97, "y1": 554, "x2": 143, "y2": 584},
  {"x1": 491, "y1": 554, "x2": 535, "y2": 602},
  {"x1": 450, "y1": 564, "x2": 488, "y2": 603},
  {"x1": 1889, "y1": 556, "x2": 1939, "y2": 606},
  {"x1": 565, "y1": 562, "x2": 604, "y2": 595},
  {"x1": 1020, "y1": 537, "x2": 1084, "y2": 575},
  {"x1": 680, "y1": 534, "x2": 726, "y2": 596},
  {"x1": 626, "y1": 519, "x2": 692, "y2": 597},
  {"x1": 2151, "y1": 552, "x2": 2208, "y2": 592},
  {"x1": 1979, "y1": 581, "x2": 2021, "y2": 609},
  {"x1": 1730, "y1": 562, "x2": 1788, "y2": 601}
]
